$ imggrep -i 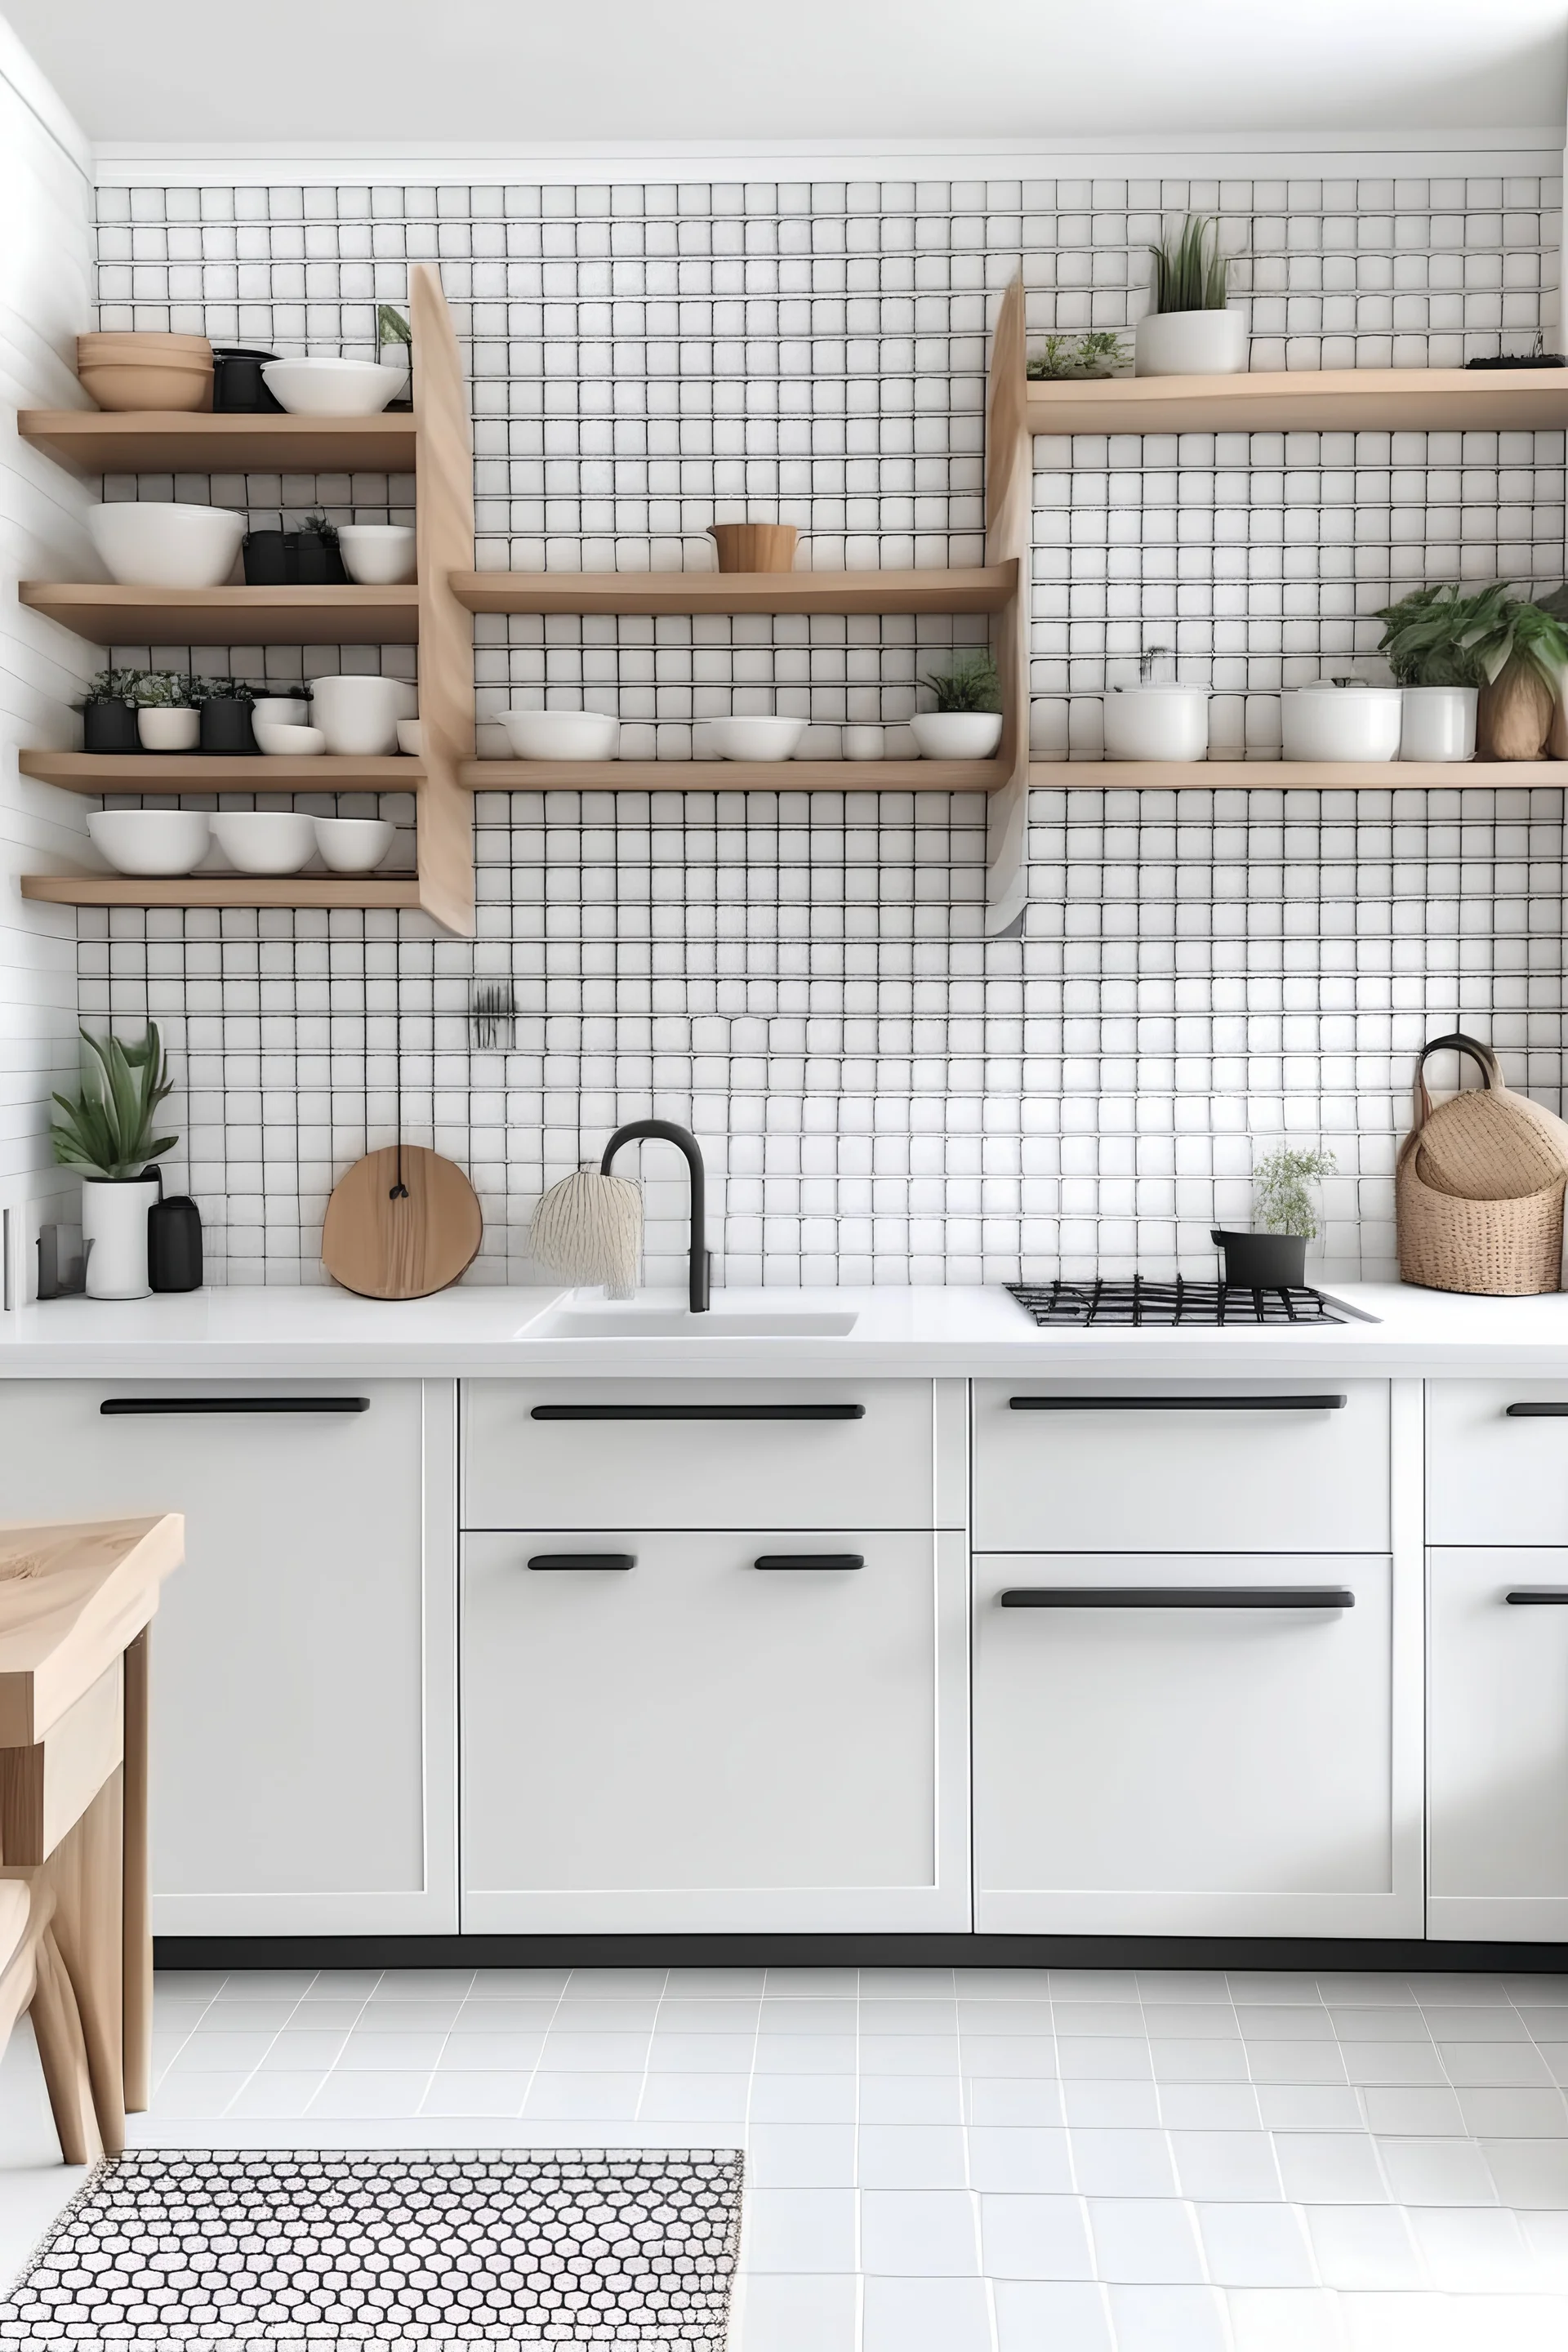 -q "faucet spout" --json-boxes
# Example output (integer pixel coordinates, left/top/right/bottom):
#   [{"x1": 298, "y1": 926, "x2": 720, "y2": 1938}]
[{"x1": 600, "y1": 1119, "x2": 710, "y2": 1312}]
